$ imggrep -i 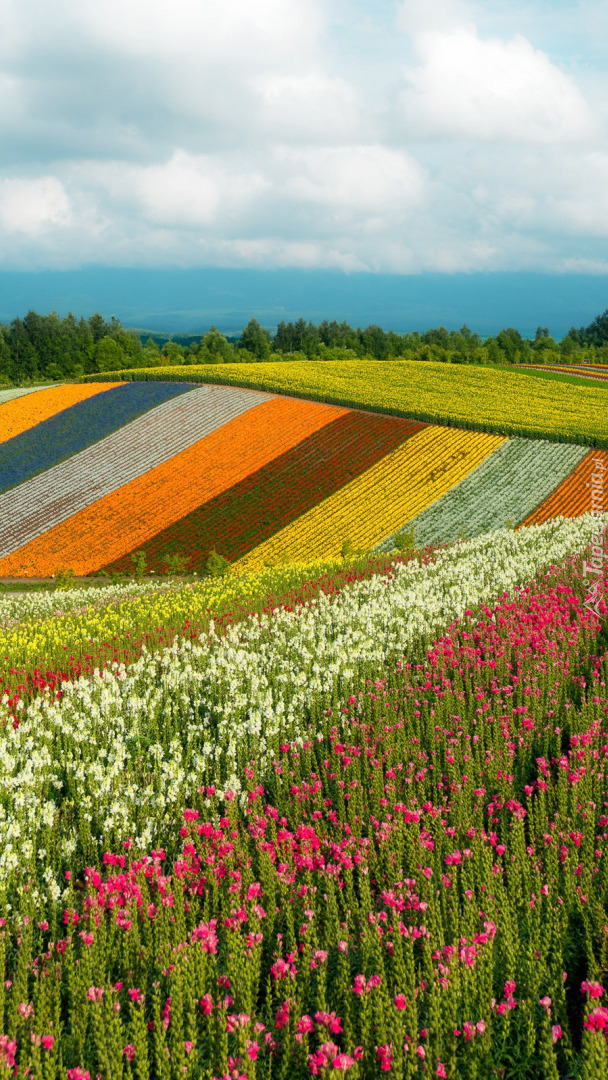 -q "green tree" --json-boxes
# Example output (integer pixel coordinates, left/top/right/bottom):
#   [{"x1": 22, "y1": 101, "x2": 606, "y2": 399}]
[
  {"x1": 0, "y1": 329, "x2": 14, "y2": 381},
  {"x1": 199, "y1": 326, "x2": 233, "y2": 363},
  {"x1": 9, "y1": 318, "x2": 38, "y2": 380},
  {"x1": 161, "y1": 341, "x2": 185, "y2": 365},
  {"x1": 142, "y1": 338, "x2": 162, "y2": 367},
  {"x1": 95, "y1": 336, "x2": 127, "y2": 372},
  {"x1": 88, "y1": 312, "x2": 110, "y2": 343},
  {"x1": 496, "y1": 327, "x2": 524, "y2": 363},
  {"x1": 238, "y1": 318, "x2": 271, "y2": 360}
]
